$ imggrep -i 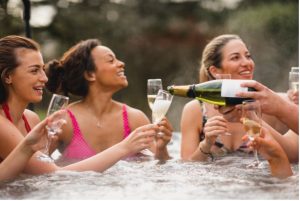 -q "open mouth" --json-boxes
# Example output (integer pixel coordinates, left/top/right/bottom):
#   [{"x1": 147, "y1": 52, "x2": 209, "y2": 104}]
[
  {"x1": 239, "y1": 70, "x2": 252, "y2": 76},
  {"x1": 33, "y1": 86, "x2": 44, "y2": 94},
  {"x1": 117, "y1": 71, "x2": 125, "y2": 77}
]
